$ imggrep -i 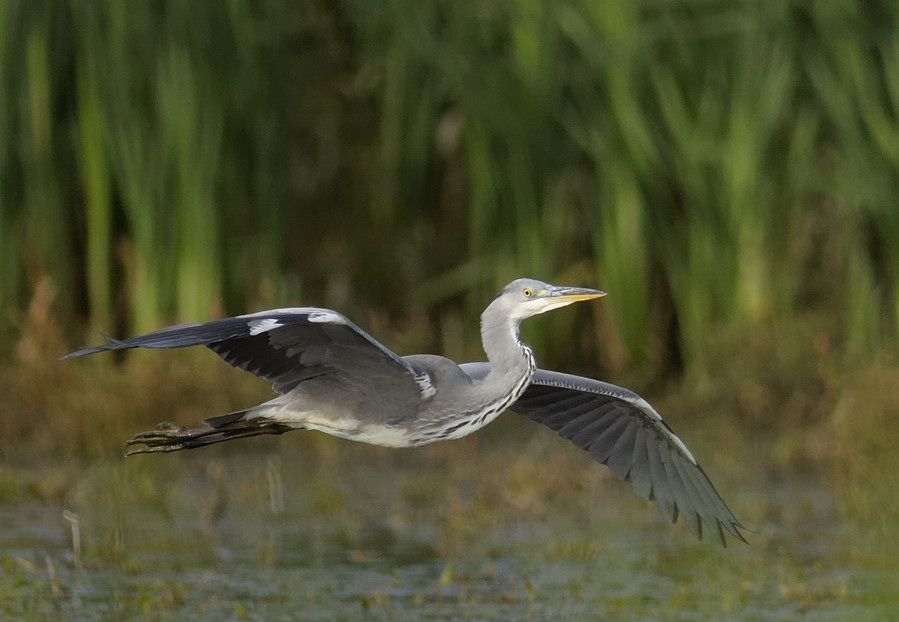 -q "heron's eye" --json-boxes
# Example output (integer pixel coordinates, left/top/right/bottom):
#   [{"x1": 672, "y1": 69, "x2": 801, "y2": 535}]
[{"x1": 523, "y1": 287, "x2": 532, "y2": 298}]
